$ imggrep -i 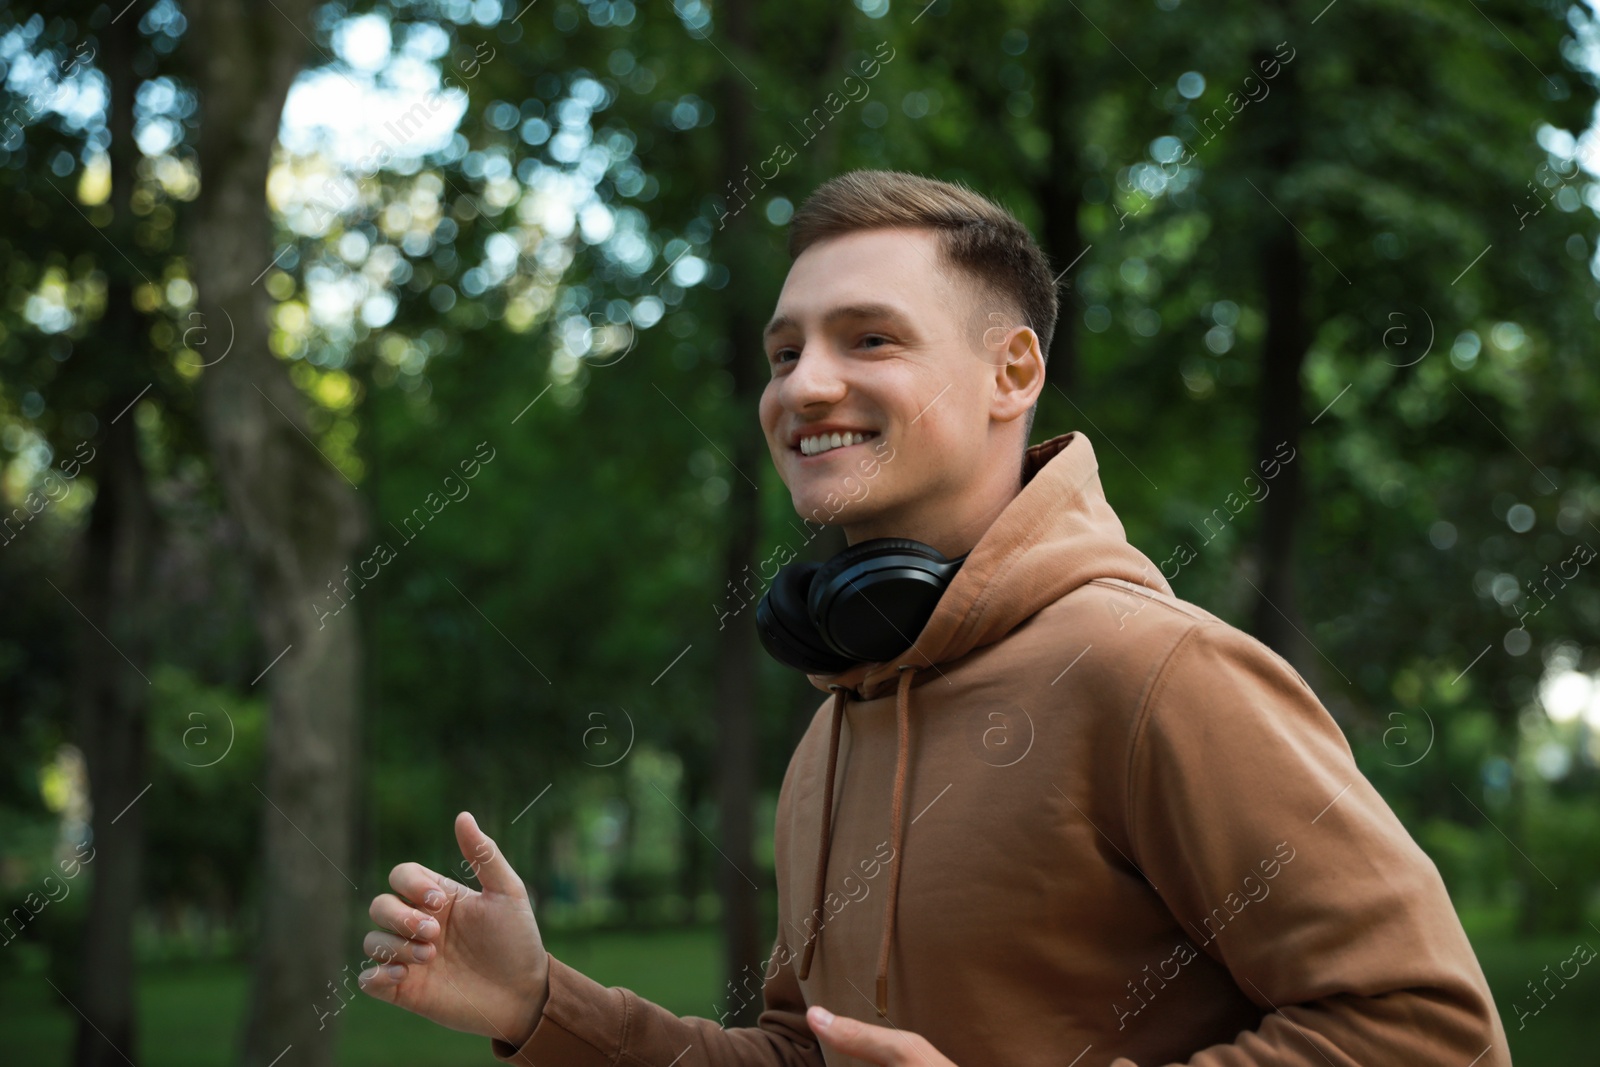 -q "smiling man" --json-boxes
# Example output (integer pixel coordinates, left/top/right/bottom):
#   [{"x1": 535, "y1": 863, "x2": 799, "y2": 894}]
[
  {"x1": 357, "y1": 170, "x2": 1509, "y2": 1066},
  {"x1": 758, "y1": 216, "x2": 1047, "y2": 559}
]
